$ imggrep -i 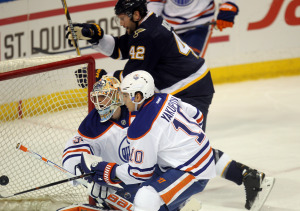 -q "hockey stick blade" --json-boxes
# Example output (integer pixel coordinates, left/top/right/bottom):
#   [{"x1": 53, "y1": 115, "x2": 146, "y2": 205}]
[
  {"x1": 0, "y1": 173, "x2": 94, "y2": 199},
  {"x1": 251, "y1": 177, "x2": 276, "y2": 211}
]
